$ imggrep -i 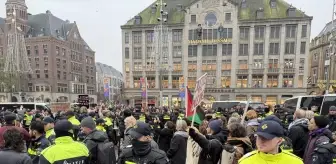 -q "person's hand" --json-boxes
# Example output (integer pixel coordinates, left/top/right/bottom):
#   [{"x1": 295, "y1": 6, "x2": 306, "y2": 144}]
[{"x1": 188, "y1": 126, "x2": 199, "y2": 136}]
